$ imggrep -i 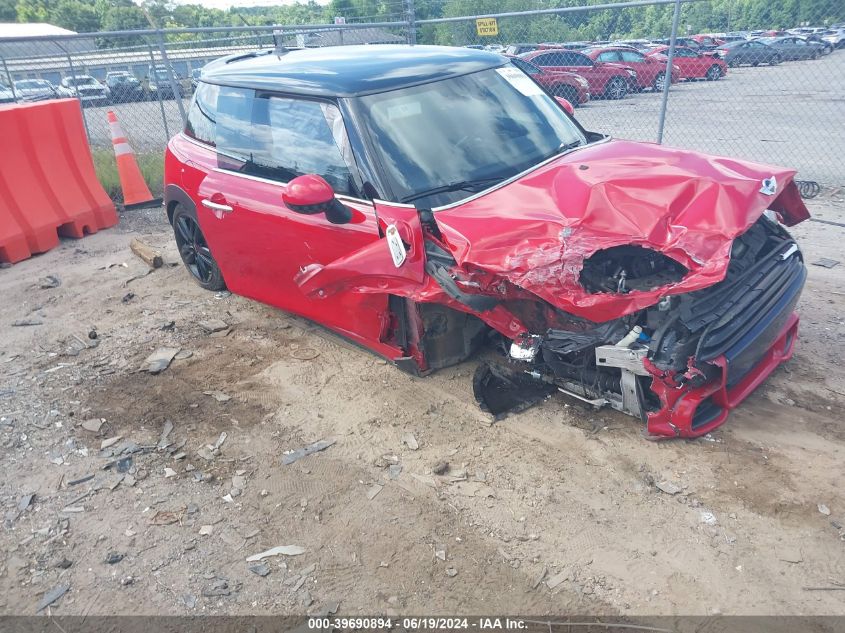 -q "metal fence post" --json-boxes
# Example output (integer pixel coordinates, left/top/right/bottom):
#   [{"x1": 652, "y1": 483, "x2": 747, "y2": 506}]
[
  {"x1": 147, "y1": 43, "x2": 171, "y2": 142},
  {"x1": 156, "y1": 30, "x2": 187, "y2": 126},
  {"x1": 1, "y1": 55, "x2": 18, "y2": 102},
  {"x1": 407, "y1": 0, "x2": 417, "y2": 45},
  {"x1": 54, "y1": 41, "x2": 91, "y2": 142},
  {"x1": 656, "y1": 0, "x2": 682, "y2": 144}
]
